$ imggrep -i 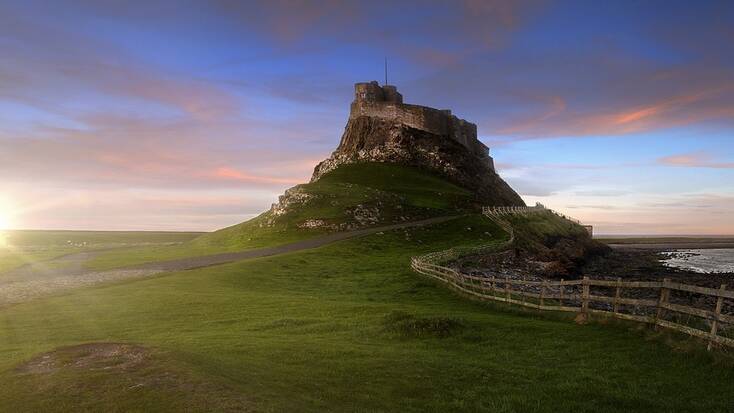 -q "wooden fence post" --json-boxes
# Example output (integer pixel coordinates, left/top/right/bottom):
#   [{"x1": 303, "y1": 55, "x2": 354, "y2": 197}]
[
  {"x1": 708, "y1": 283, "x2": 727, "y2": 351},
  {"x1": 505, "y1": 276, "x2": 510, "y2": 302},
  {"x1": 539, "y1": 281, "x2": 546, "y2": 310},
  {"x1": 520, "y1": 275, "x2": 526, "y2": 306},
  {"x1": 559, "y1": 279, "x2": 564, "y2": 307},
  {"x1": 613, "y1": 277, "x2": 622, "y2": 315},
  {"x1": 580, "y1": 276, "x2": 590, "y2": 322},
  {"x1": 655, "y1": 278, "x2": 671, "y2": 329},
  {"x1": 490, "y1": 276, "x2": 495, "y2": 297}
]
